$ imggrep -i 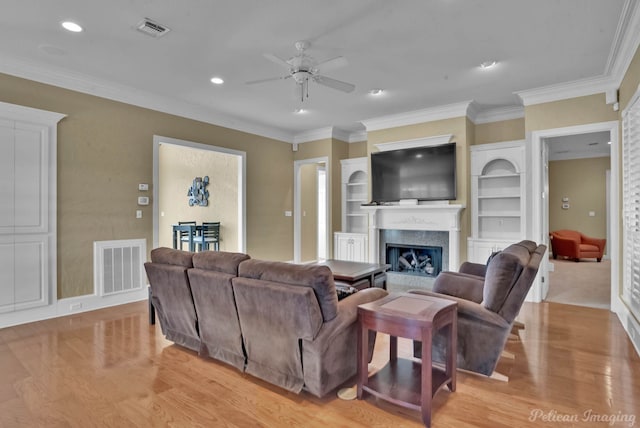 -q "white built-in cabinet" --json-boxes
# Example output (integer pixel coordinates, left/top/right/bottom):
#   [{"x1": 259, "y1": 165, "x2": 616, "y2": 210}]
[
  {"x1": 0, "y1": 102, "x2": 64, "y2": 314},
  {"x1": 334, "y1": 157, "x2": 368, "y2": 262},
  {"x1": 468, "y1": 140, "x2": 526, "y2": 264}
]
